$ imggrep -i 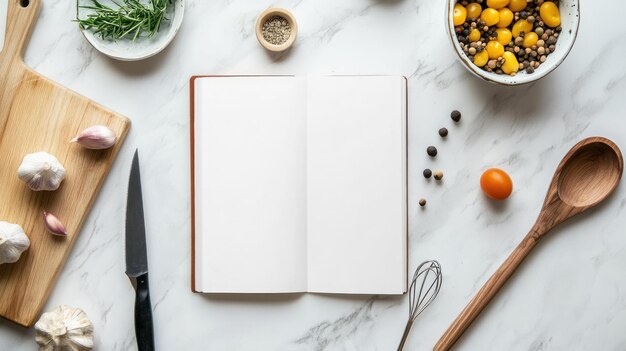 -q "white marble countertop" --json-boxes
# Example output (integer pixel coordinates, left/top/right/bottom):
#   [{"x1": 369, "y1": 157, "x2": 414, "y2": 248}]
[{"x1": 2, "y1": 0, "x2": 626, "y2": 350}]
